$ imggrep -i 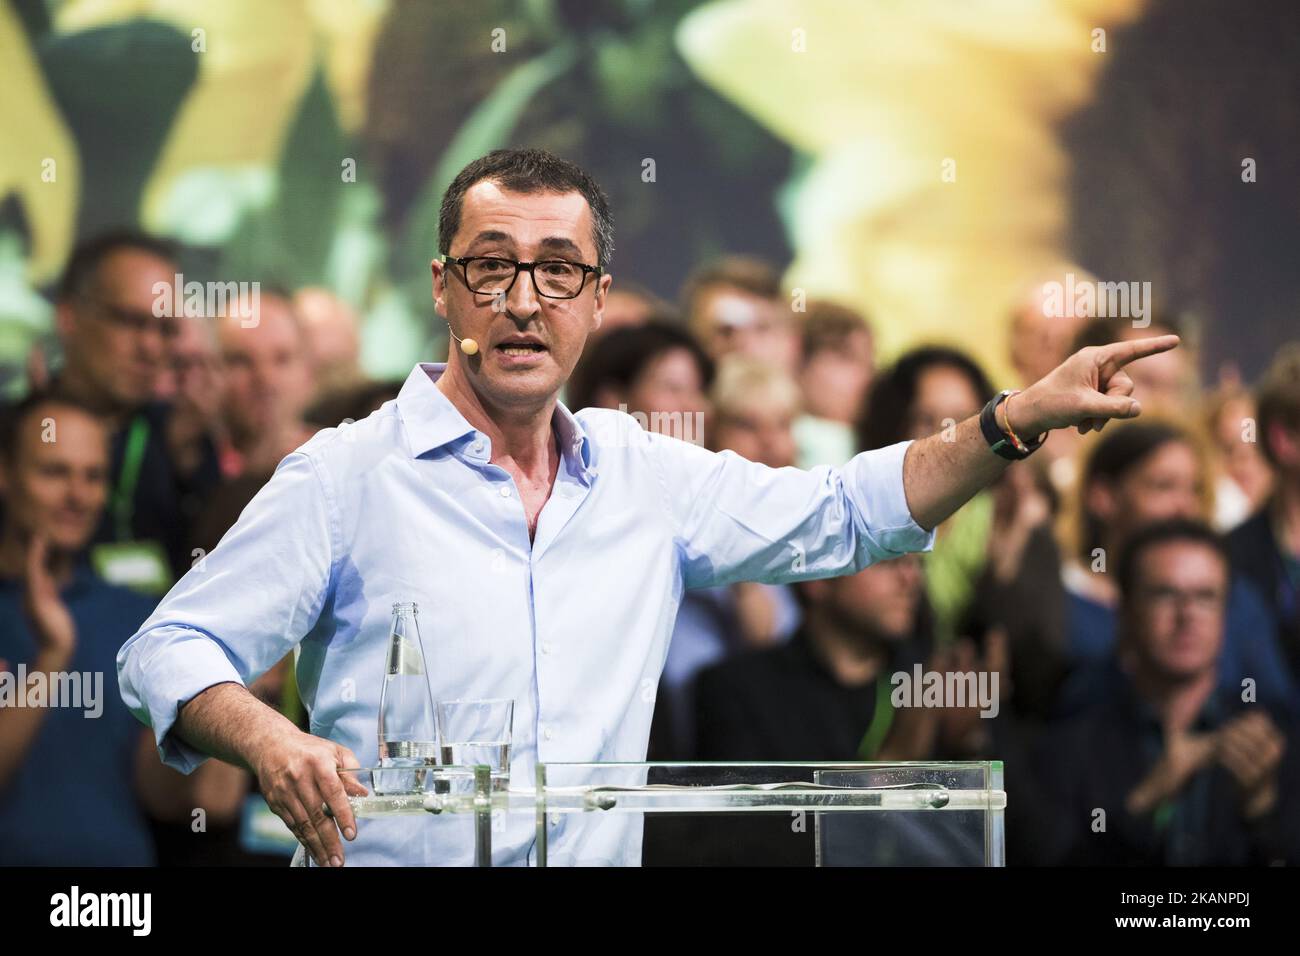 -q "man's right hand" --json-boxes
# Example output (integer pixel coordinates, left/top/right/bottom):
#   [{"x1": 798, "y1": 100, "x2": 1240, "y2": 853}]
[
  {"x1": 1009, "y1": 335, "x2": 1180, "y2": 437},
  {"x1": 251, "y1": 730, "x2": 367, "y2": 867}
]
